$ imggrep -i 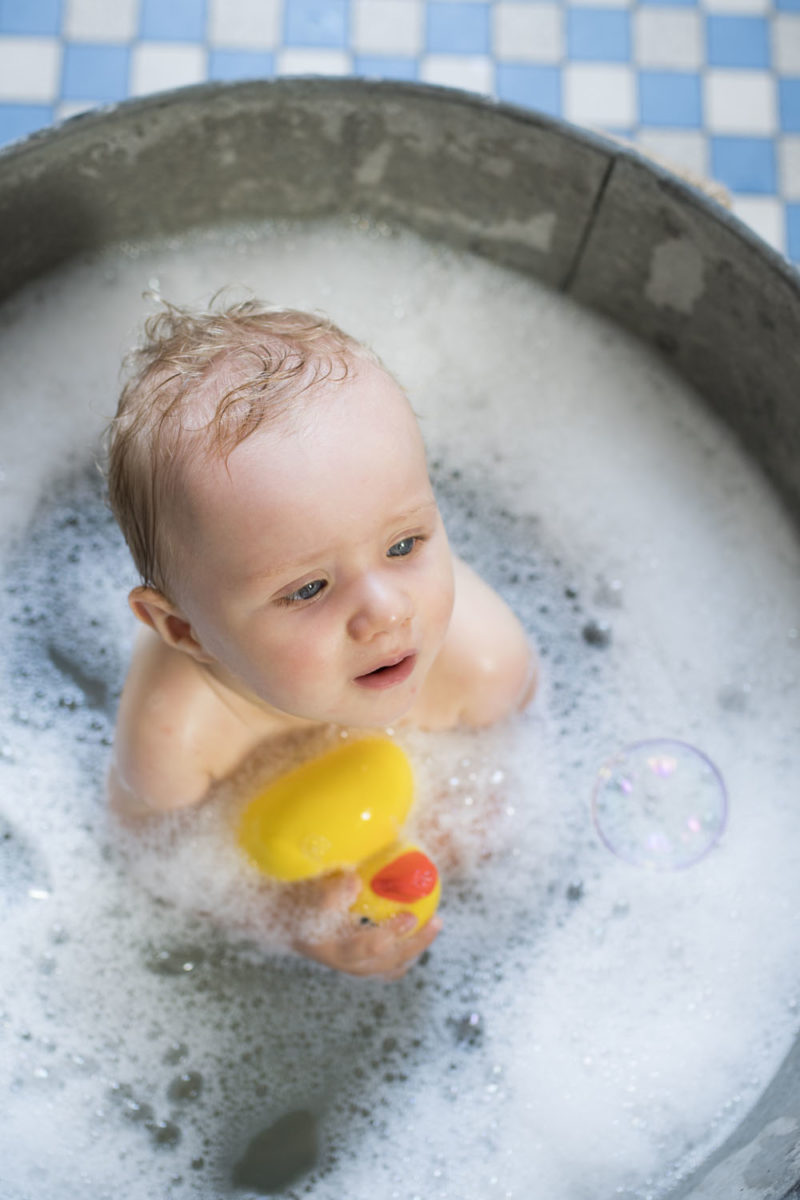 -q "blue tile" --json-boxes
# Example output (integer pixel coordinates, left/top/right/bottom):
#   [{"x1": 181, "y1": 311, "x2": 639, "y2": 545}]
[
  {"x1": 776, "y1": 0, "x2": 800, "y2": 11},
  {"x1": 284, "y1": 0, "x2": 349, "y2": 48},
  {"x1": 710, "y1": 136, "x2": 776, "y2": 192},
  {"x1": 62, "y1": 44, "x2": 130, "y2": 102},
  {"x1": 0, "y1": 102, "x2": 52, "y2": 145},
  {"x1": 208, "y1": 49, "x2": 275, "y2": 81},
  {"x1": 140, "y1": 0, "x2": 207, "y2": 42},
  {"x1": 567, "y1": 8, "x2": 630, "y2": 63},
  {"x1": 787, "y1": 203, "x2": 800, "y2": 261},
  {"x1": 354, "y1": 55, "x2": 418, "y2": 81},
  {"x1": 706, "y1": 16, "x2": 769, "y2": 69},
  {"x1": 0, "y1": 0, "x2": 61, "y2": 35},
  {"x1": 496, "y1": 63, "x2": 561, "y2": 117},
  {"x1": 426, "y1": 2, "x2": 491, "y2": 55},
  {"x1": 779, "y1": 78, "x2": 800, "y2": 132},
  {"x1": 638, "y1": 71, "x2": 702, "y2": 128}
]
